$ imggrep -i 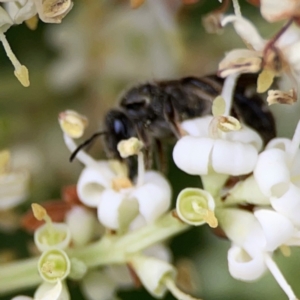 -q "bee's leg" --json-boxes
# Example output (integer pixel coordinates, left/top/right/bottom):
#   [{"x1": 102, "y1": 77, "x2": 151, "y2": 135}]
[
  {"x1": 163, "y1": 96, "x2": 183, "y2": 139},
  {"x1": 155, "y1": 139, "x2": 167, "y2": 173}
]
